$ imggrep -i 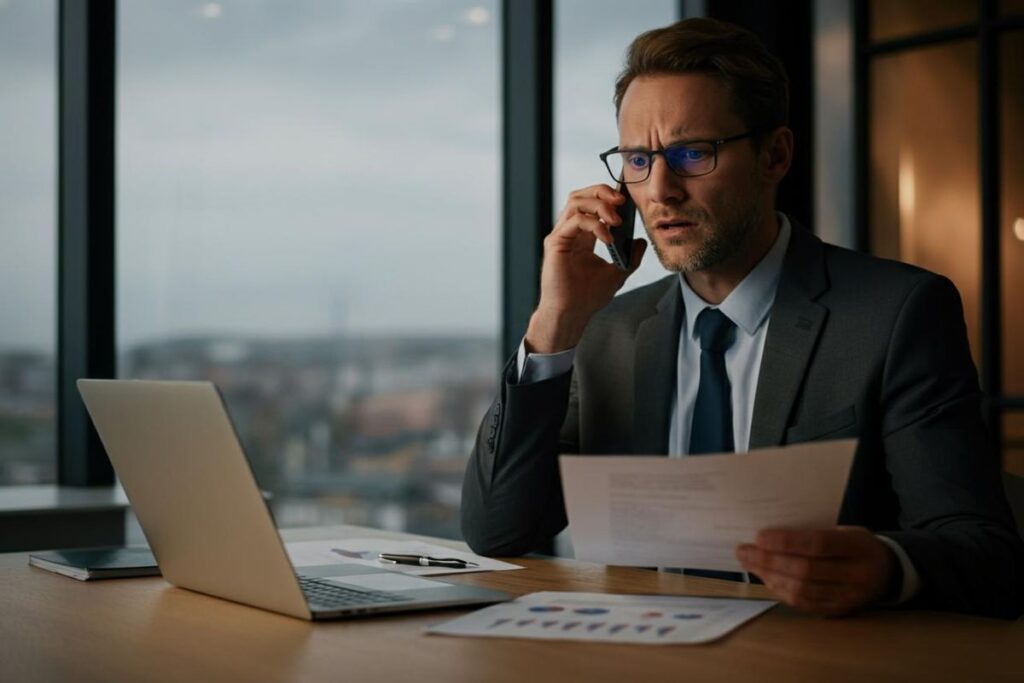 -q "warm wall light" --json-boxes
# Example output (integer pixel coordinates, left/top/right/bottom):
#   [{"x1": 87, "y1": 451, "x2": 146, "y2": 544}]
[
  {"x1": 898, "y1": 146, "x2": 916, "y2": 257},
  {"x1": 1015, "y1": 217, "x2": 1024, "y2": 242}
]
